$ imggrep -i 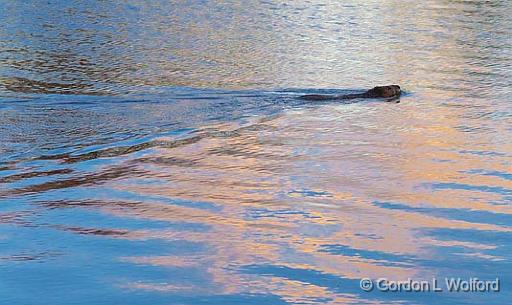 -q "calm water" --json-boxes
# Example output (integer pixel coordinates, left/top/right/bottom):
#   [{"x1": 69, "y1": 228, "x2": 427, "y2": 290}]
[{"x1": 1, "y1": 1, "x2": 511, "y2": 304}]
